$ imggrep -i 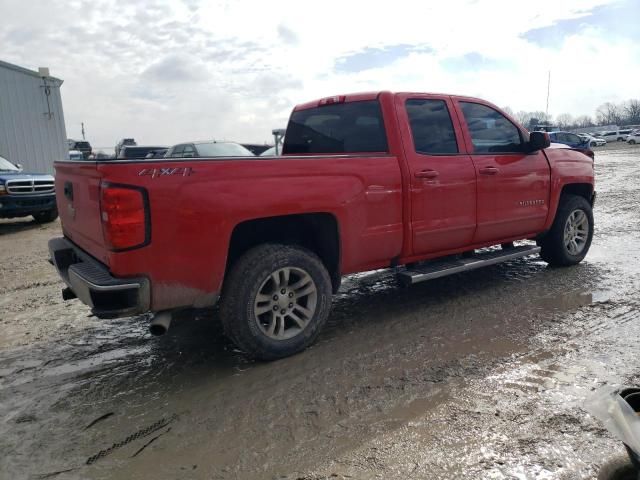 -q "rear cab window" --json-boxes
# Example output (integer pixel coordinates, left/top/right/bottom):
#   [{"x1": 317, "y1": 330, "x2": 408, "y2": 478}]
[{"x1": 283, "y1": 100, "x2": 388, "y2": 154}]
